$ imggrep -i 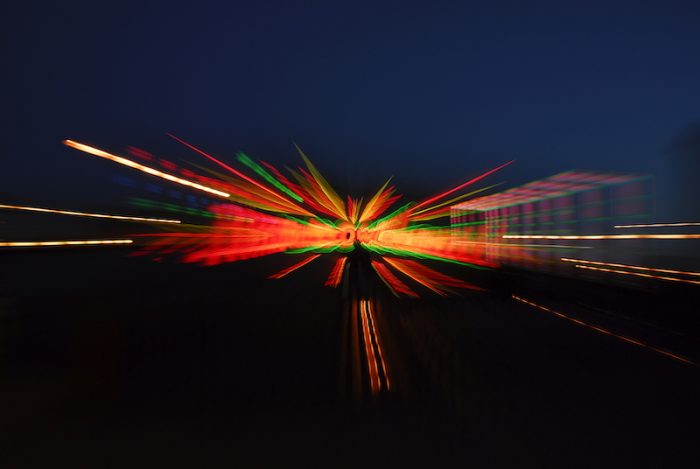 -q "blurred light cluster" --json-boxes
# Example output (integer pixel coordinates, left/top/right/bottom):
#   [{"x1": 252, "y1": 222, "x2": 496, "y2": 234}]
[
  {"x1": 56, "y1": 137, "x2": 516, "y2": 296},
  {"x1": 451, "y1": 170, "x2": 700, "y2": 289},
  {"x1": 3, "y1": 135, "x2": 697, "y2": 297}
]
